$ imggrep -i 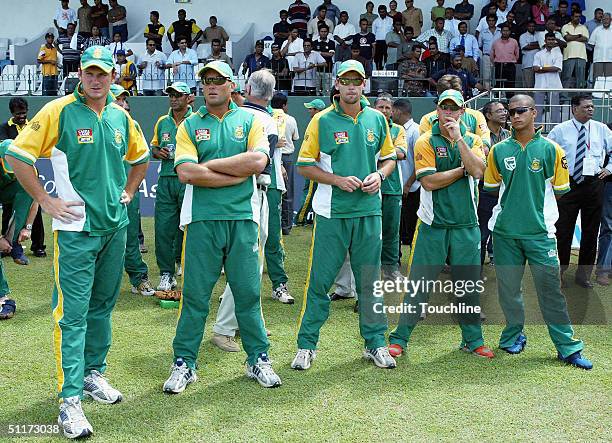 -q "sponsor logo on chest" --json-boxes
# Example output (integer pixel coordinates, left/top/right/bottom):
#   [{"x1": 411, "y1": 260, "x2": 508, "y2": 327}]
[
  {"x1": 435, "y1": 146, "x2": 448, "y2": 158},
  {"x1": 161, "y1": 132, "x2": 171, "y2": 142},
  {"x1": 77, "y1": 128, "x2": 93, "y2": 144},
  {"x1": 334, "y1": 131, "x2": 349, "y2": 144},
  {"x1": 504, "y1": 156, "x2": 516, "y2": 171},
  {"x1": 195, "y1": 128, "x2": 211, "y2": 142}
]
